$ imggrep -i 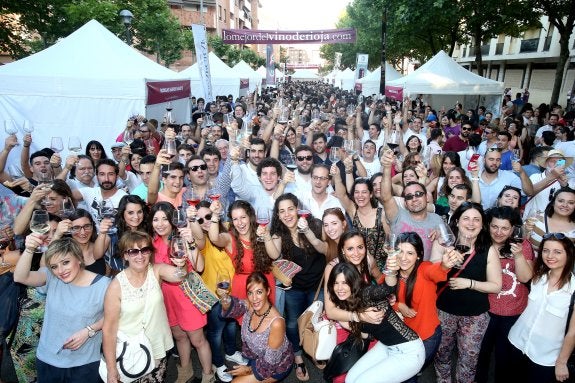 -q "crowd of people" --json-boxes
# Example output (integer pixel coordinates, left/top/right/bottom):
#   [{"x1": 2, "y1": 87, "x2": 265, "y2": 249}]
[{"x1": 1, "y1": 81, "x2": 575, "y2": 383}]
